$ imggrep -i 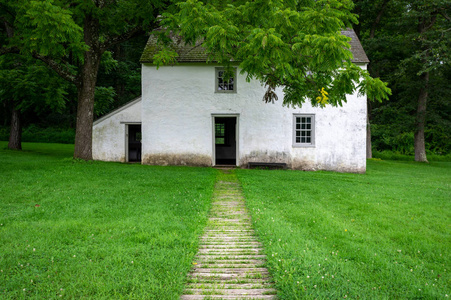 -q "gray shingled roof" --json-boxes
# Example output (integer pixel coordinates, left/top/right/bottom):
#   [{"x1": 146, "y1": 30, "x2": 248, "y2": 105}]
[
  {"x1": 341, "y1": 28, "x2": 369, "y2": 63},
  {"x1": 140, "y1": 28, "x2": 369, "y2": 64}
]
